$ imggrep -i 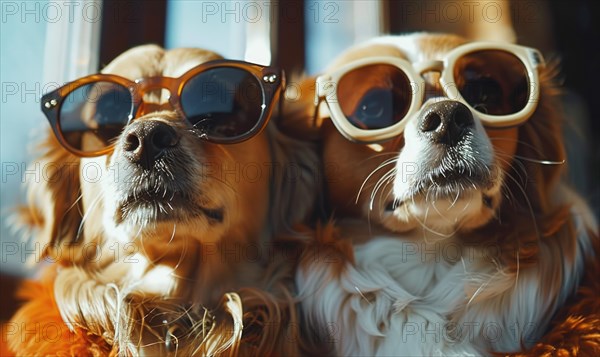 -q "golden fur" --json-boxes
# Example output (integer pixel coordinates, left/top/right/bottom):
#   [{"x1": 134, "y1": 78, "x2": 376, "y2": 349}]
[
  {"x1": 6, "y1": 265, "x2": 113, "y2": 356},
  {"x1": 9, "y1": 45, "x2": 318, "y2": 355}
]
